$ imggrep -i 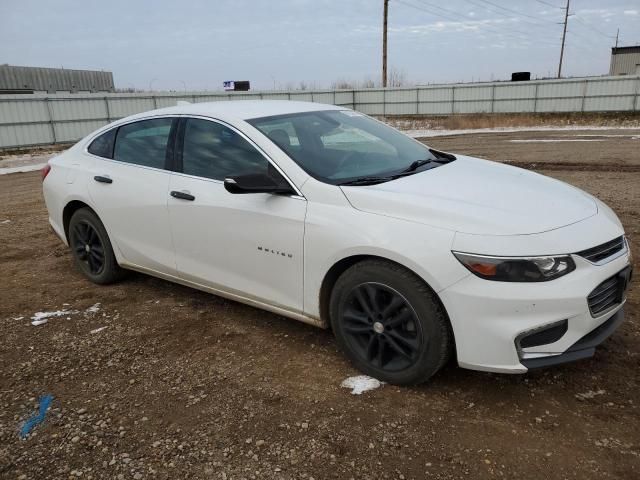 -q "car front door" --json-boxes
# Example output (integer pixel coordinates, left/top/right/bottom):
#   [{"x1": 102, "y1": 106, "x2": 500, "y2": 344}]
[
  {"x1": 87, "y1": 117, "x2": 177, "y2": 276},
  {"x1": 167, "y1": 117, "x2": 306, "y2": 312}
]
